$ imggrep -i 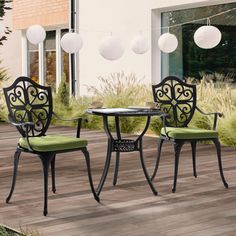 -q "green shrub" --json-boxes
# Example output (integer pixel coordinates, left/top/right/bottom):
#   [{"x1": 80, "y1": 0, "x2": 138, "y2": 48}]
[
  {"x1": 57, "y1": 75, "x2": 69, "y2": 107},
  {"x1": 0, "y1": 61, "x2": 10, "y2": 122},
  {"x1": 150, "y1": 117, "x2": 163, "y2": 136},
  {"x1": 87, "y1": 71, "x2": 151, "y2": 133},
  {"x1": 218, "y1": 111, "x2": 236, "y2": 147}
]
